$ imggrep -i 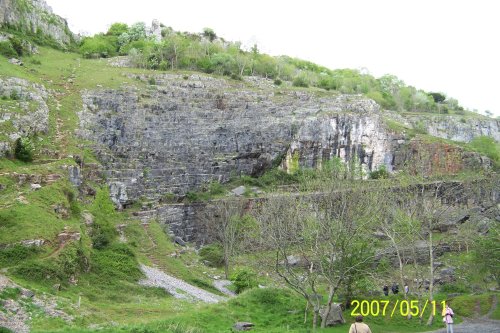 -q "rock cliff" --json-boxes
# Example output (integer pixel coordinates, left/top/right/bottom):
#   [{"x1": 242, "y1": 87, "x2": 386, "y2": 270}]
[
  {"x1": 0, "y1": 0, "x2": 74, "y2": 46},
  {"x1": 78, "y1": 75, "x2": 392, "y2": 207},
  {"x1": 77, "y1": 74, "x2": 494, "y2": 207}
]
